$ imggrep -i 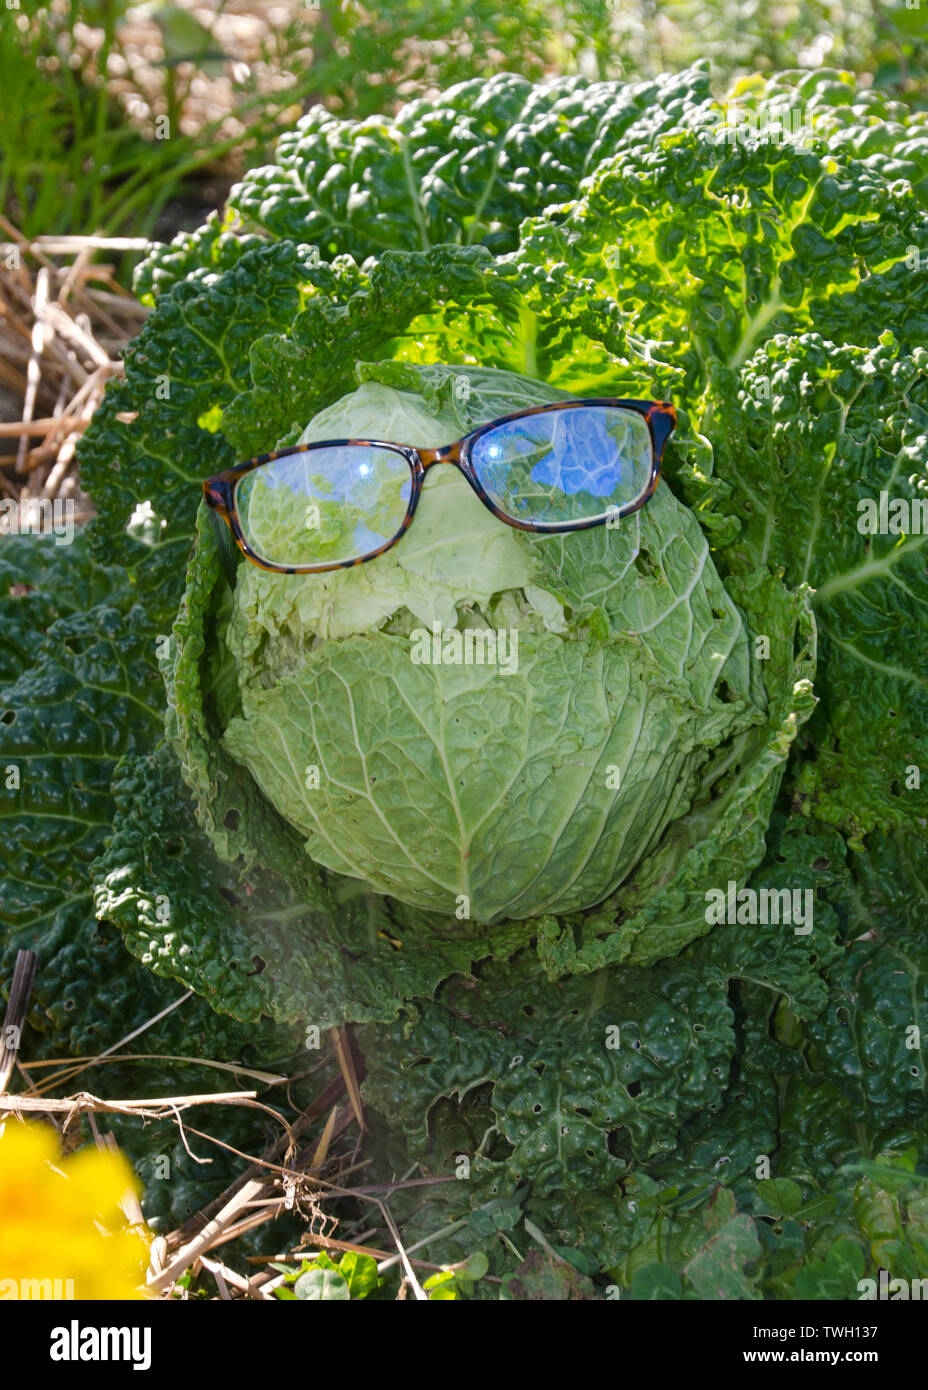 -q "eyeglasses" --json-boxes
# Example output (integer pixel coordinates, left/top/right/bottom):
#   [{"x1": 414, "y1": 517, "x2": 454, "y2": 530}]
[{"x1": 203, "y1": 398, "x2": 676, "y2": 584}]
